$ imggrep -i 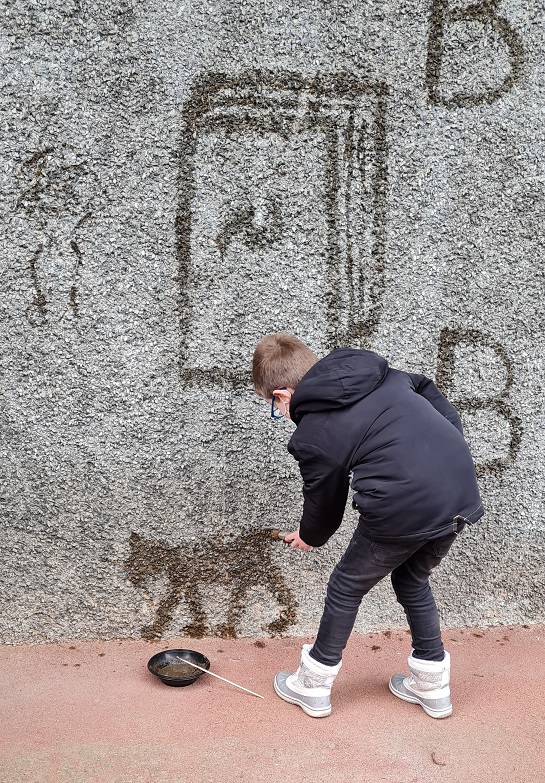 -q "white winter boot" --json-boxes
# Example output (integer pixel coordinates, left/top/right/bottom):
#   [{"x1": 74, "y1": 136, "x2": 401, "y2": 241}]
[
  {"x1": 274, "y1": 644, "x2": 342, "y2": 718},
  {"x1": 389, "y1": 651, "x2": 452, "y2": 719}
]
